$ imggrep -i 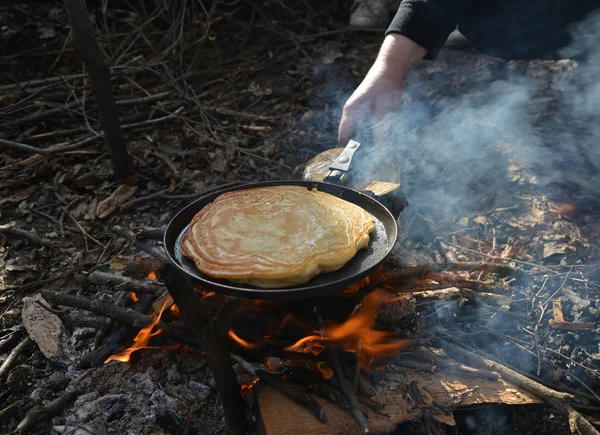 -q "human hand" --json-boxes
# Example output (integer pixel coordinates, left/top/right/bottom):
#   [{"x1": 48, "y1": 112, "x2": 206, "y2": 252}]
[{"x1": 338, "y1": 34, "x2": 427, "y2": 147}]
